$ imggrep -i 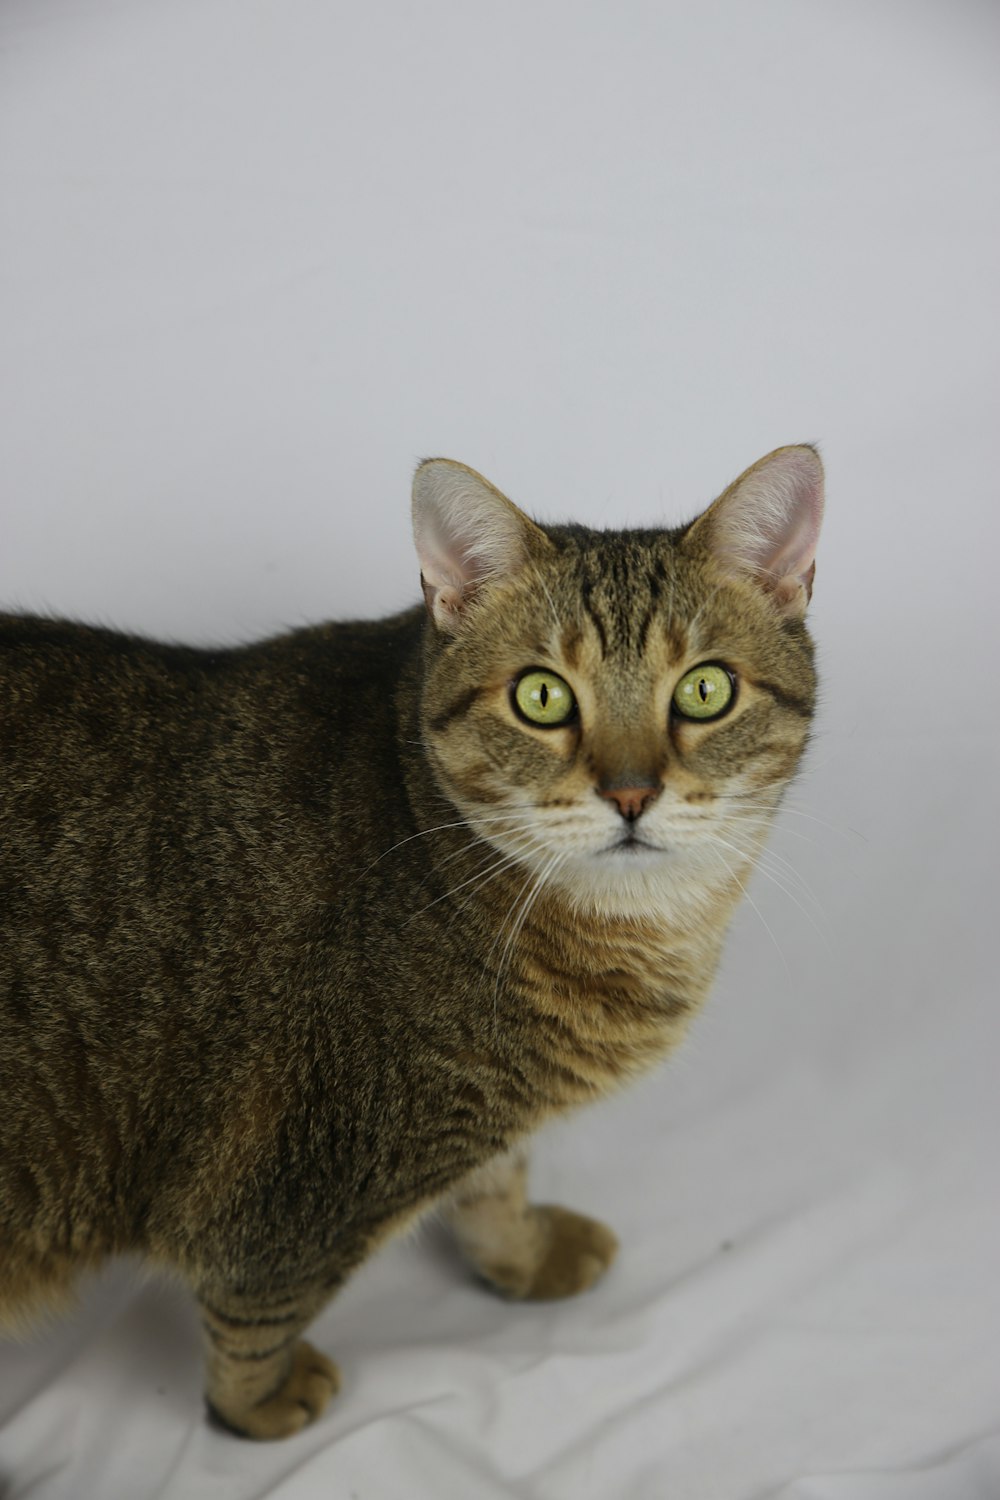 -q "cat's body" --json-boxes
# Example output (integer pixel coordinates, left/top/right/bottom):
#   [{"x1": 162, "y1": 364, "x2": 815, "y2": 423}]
[{"x1": 0, "y1": 448, "x2": 823, "y2": 1437}]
